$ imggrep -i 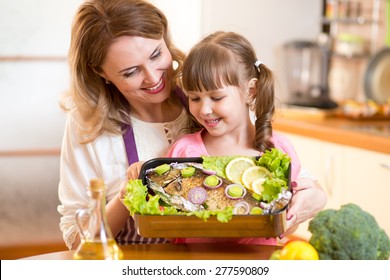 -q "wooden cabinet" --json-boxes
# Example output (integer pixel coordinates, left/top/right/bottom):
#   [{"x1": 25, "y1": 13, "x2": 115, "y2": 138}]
[
  {"x1": 281, "y1": 132, "x2": 390, "y2": 239},
  {"x1": 283, "y1": 133, "x2": 344, "y2": 209},
  {"x1": 342, "y1": 146, "x2": 390, "y2": 236}
]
